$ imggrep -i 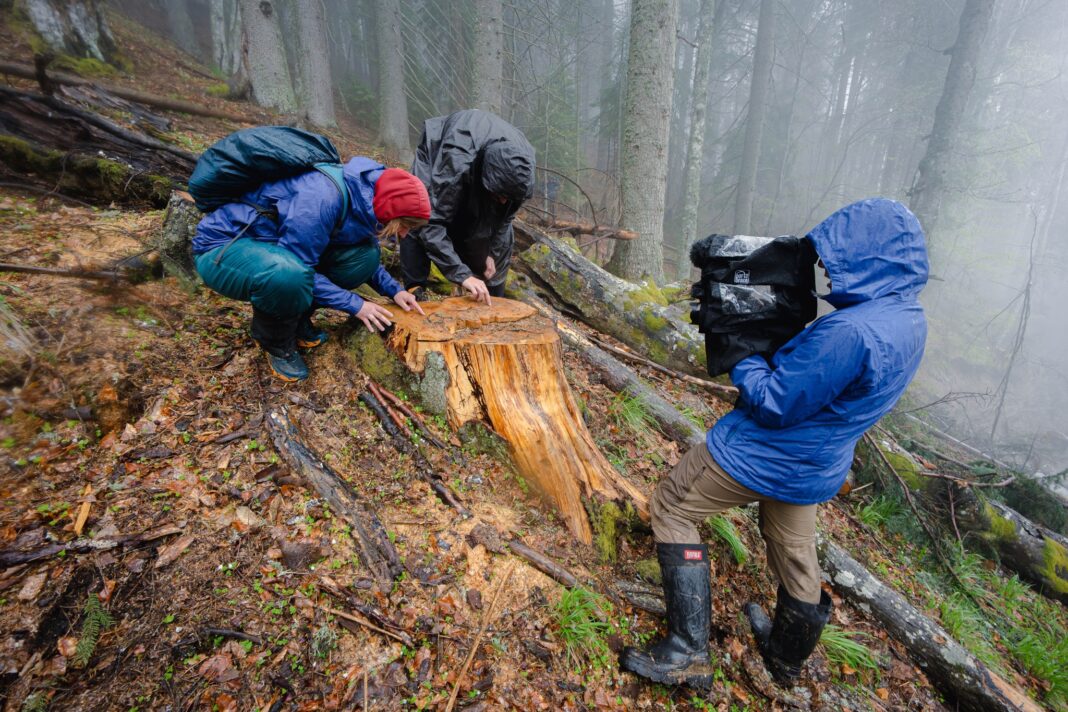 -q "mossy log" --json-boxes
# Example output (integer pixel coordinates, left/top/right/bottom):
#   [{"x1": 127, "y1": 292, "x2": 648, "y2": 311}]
[
  {"x1": 354, "y1": 297, "x2": 648, "y2": 545},
  {"x1": 513, "y1": 220, "x2": 707, "y2": 379},
  {"x1": 865, "y1": 436, "x2": 1068, "y2": 603},
  {"x1": 821, "y1": 540, "x2": 1043, "y2": 712},
  {"x1": 0, "y1": 86, "x2": 188, "y2": 206}
]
